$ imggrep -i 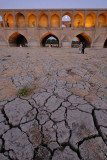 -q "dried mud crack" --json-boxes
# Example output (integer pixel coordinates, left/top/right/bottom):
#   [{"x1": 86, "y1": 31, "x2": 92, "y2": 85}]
[{"x1": 0, "y1": 47, "x2": 107, "y2": 160}]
